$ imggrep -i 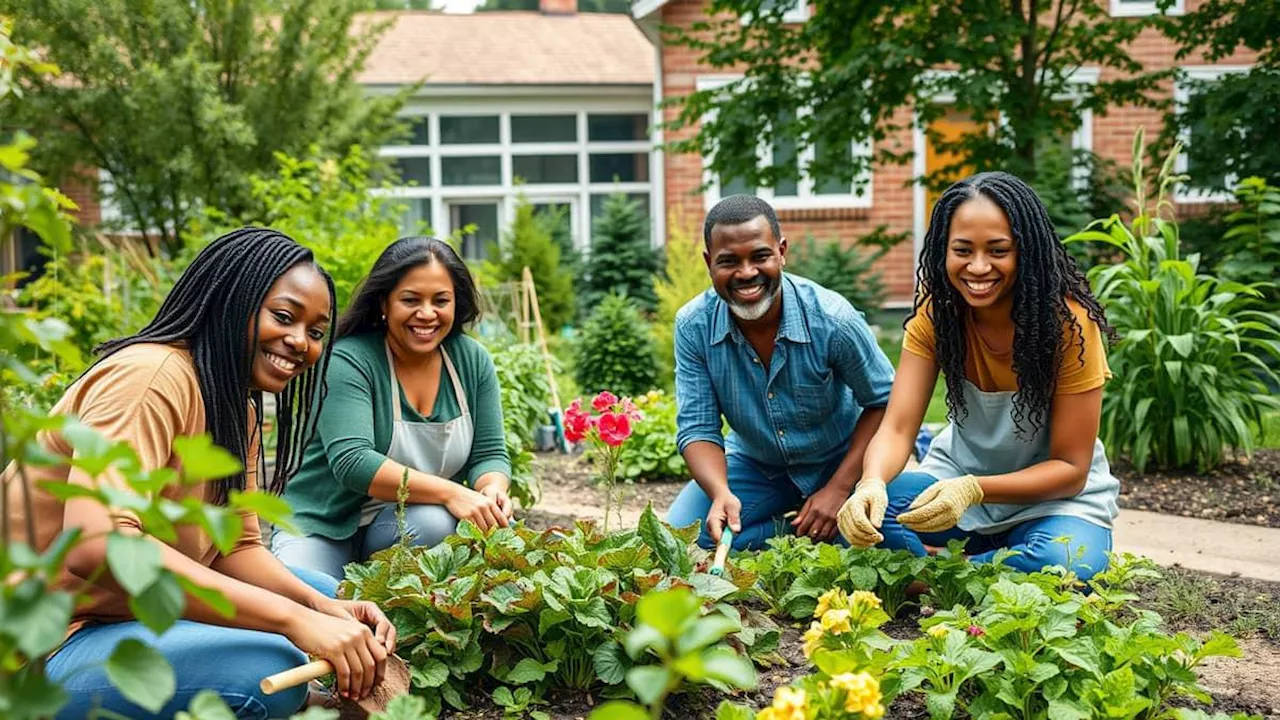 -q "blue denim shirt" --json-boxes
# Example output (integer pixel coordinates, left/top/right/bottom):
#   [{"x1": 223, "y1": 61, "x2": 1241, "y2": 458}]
[{"x1": 674, "y1": 274, "x2": 895, "y2": 495}]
